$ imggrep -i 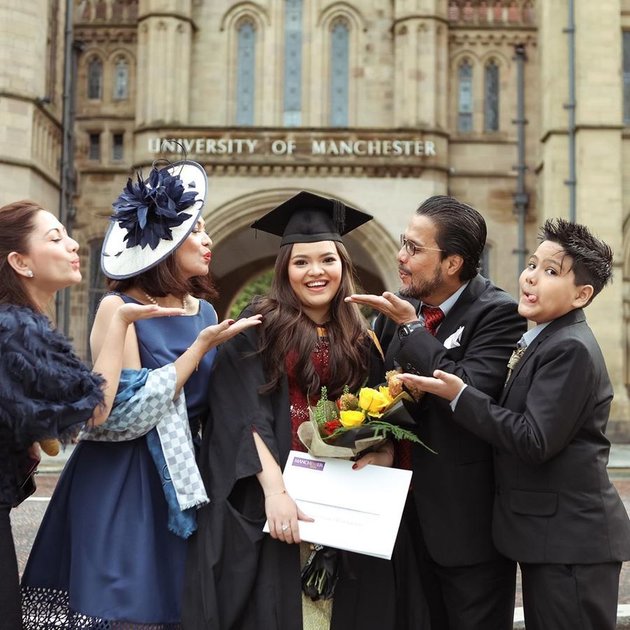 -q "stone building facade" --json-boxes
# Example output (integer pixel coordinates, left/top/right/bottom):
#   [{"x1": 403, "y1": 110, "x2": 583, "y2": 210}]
[
  {"x1": 0, "y1": 0, "x2": 65, "y2": 210},
  {"x1": 2, "y1": 0, "x2": 630, "y2": 433}
]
